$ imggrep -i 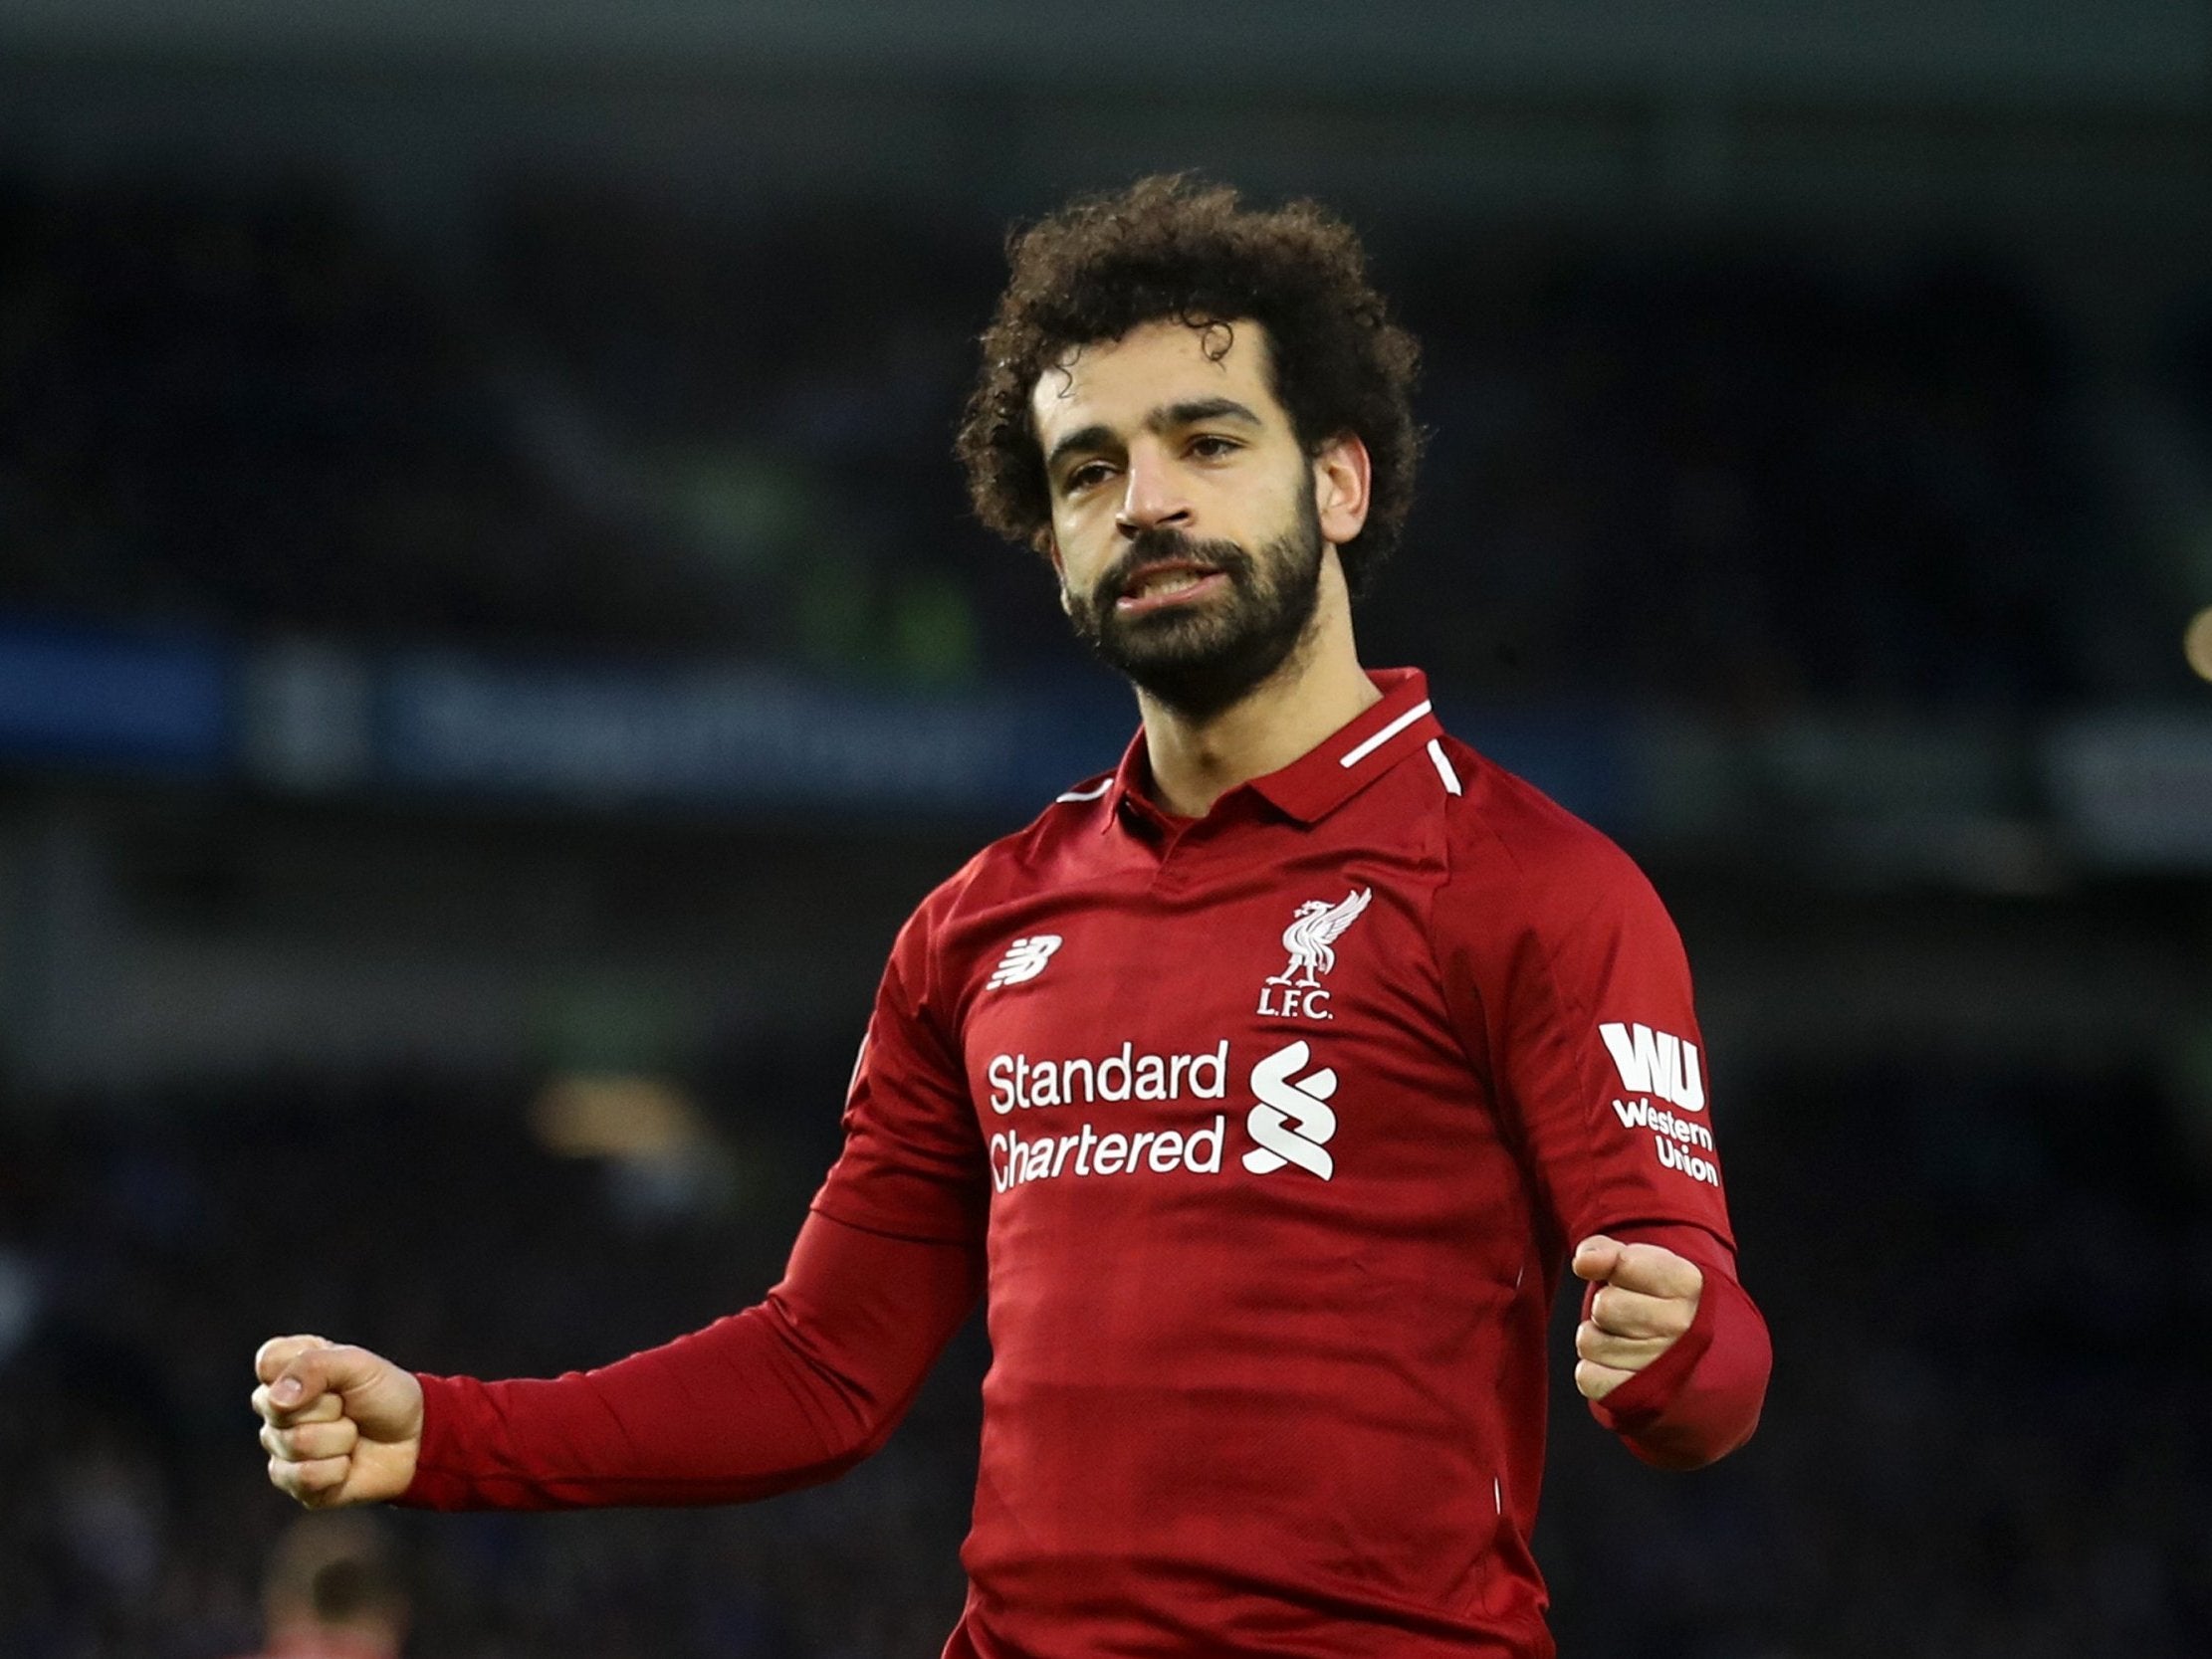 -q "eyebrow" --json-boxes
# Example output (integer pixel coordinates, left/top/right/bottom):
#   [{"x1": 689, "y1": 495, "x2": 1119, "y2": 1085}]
[{"x1": 1043, "y1": 397, "x2": 1265, "y2": 477}]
